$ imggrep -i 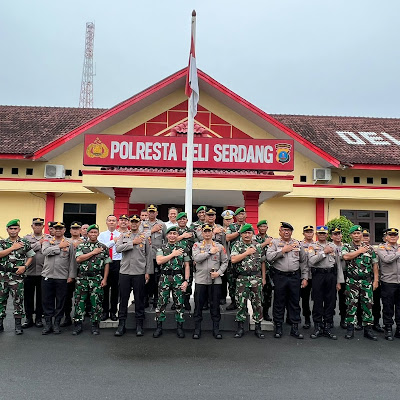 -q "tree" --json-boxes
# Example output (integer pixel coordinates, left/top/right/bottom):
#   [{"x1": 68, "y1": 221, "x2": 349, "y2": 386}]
[{"x1": 327, "y1": 216, "x2": 353, "y2": 244}]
